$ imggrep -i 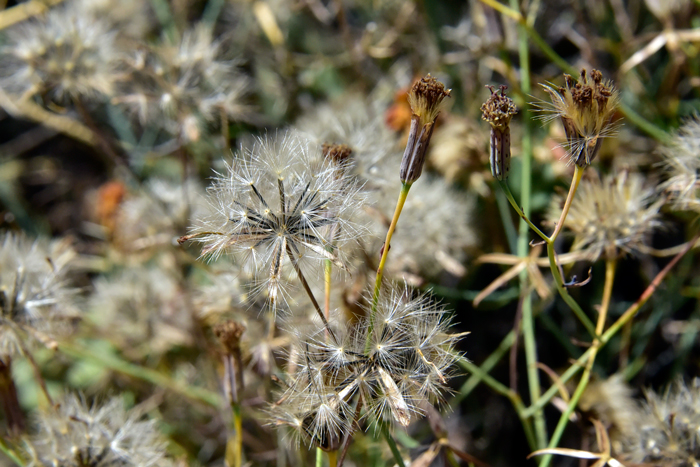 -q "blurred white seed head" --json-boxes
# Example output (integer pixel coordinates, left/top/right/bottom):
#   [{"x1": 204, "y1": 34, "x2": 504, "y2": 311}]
[
  {"x1": 620, "y1": 379, "x2": 700, "y2": 466},
  {"x1": 296, "y1": 96, "x2": 400, "y2": 183},
  {"x1": 0, "y1": 232, "x2": 79, "y2": 358},
  {"x1": 113, "y1": 177, "x2": 206, "y2": 253},
  {"x1": 186, "y1": 131, "x2": 368, "y2": 309},
  {"x1": 25, "y1": 393, "x2": 174, "y2": 467},
  {"x1": 546, "y1": 172, "x2": 664, "y2": 261},
  {"x1": 114, "y1": 24, "x2": 249, "y2": 142},
  {"x1": 89, "y1": 267, "x2": 194, "y2": 356},
  {"x1": 0, "y1": 3, "x2": 121, "y2": 102},
  {"x1": 658, "y1": 115, "x2": 700, "y2": 212}
]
